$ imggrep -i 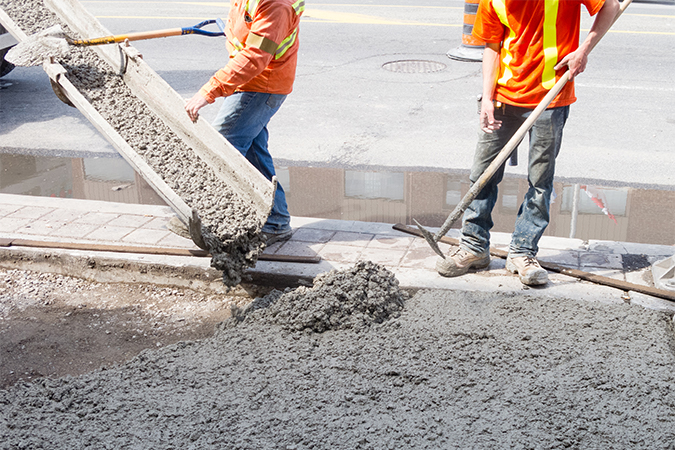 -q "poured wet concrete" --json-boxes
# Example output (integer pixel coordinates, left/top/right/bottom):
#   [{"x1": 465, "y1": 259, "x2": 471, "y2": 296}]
[
  {"x1": 1, "y1": 192, "x2": 675, "y2": 447},
  {"x1": 2, "y1": 271, "x2": 674, "y2": 448},
  {"x1": 0, "y1": 267, "x2": 248, "y2": 389}
]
